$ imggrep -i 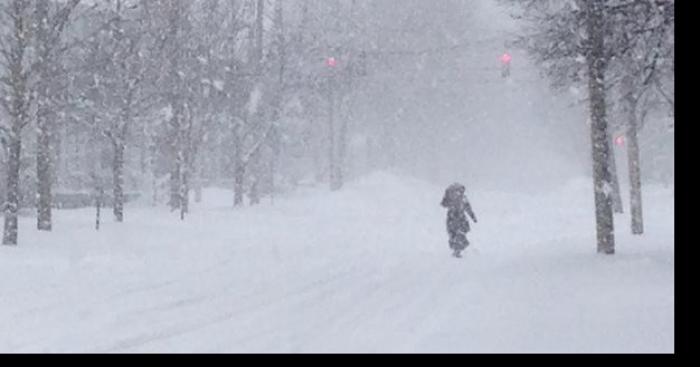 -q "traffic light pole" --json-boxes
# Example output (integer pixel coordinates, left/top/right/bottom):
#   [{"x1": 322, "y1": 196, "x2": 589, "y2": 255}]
[{"x1": 328, "y1": 73, "x2": 338, "y2": 191}]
